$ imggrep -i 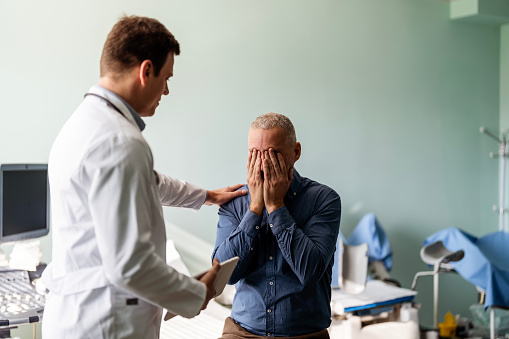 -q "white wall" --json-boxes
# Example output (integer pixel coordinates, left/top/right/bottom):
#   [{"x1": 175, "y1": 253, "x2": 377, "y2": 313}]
[{"x1": 0, "y1": 0, "x2": 500, "y2": 330}]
